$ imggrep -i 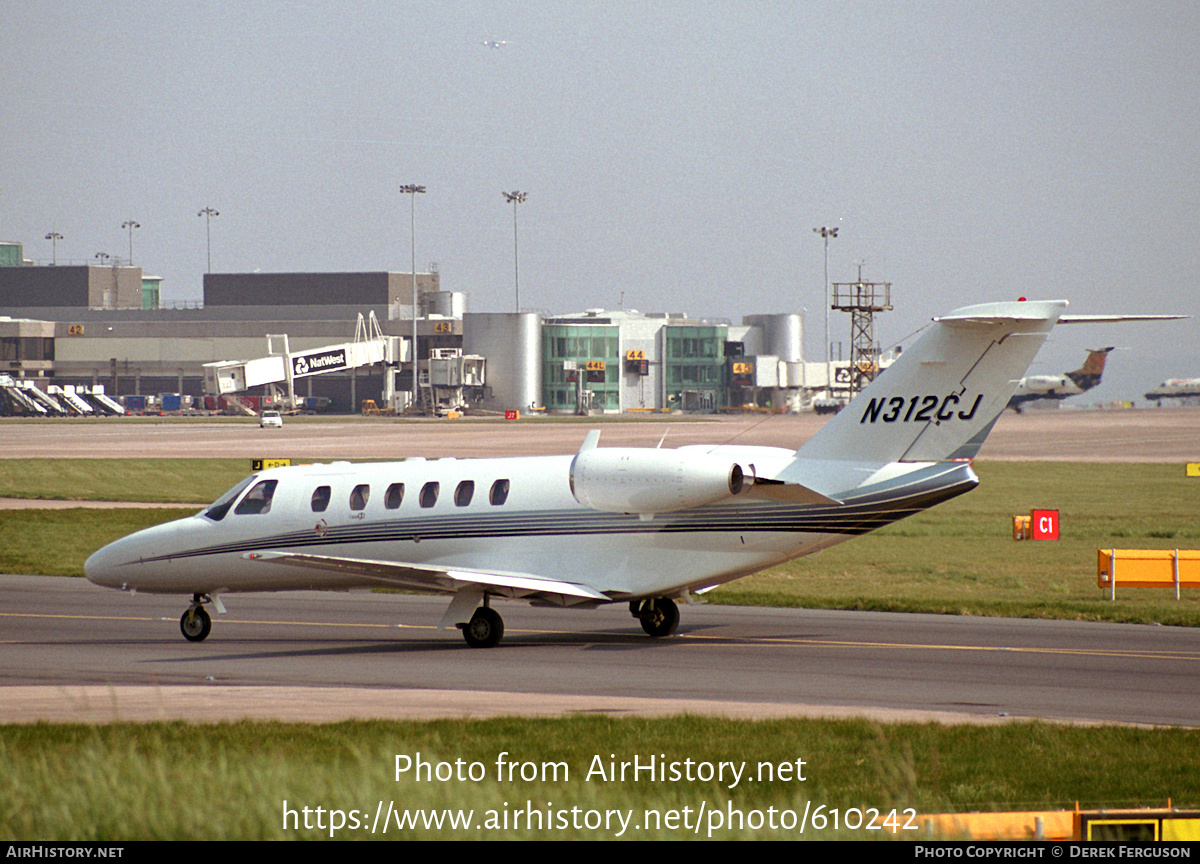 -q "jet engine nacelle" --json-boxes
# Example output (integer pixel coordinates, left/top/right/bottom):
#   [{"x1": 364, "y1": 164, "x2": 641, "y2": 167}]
[{"x1": 569, "y1": 447, "x2": 746, "y2": 514}]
